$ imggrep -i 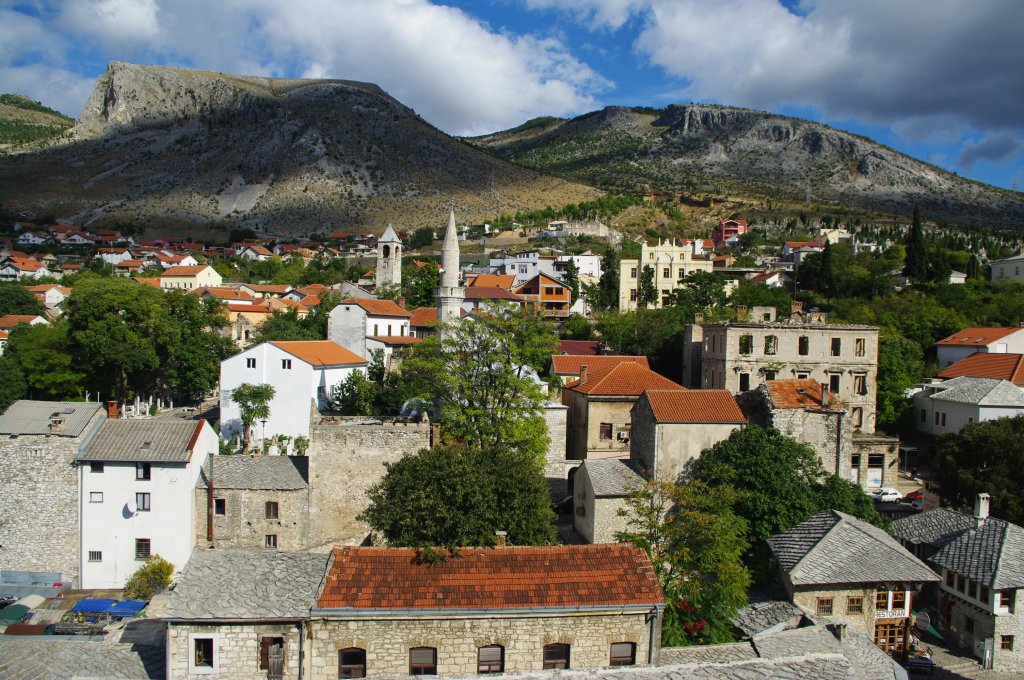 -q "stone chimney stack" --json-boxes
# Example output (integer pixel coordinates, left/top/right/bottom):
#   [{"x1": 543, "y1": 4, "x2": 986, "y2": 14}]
[
  {"x1": 106, "y1": 400, "x2": 119, "y2": 419},
  {"x1": 579, "y1": 365, "x2": 589, "y2": 385},
  {"x1": 694, "y1": 312, "x2": 704, "y2": 324},
  {"x1": 736, "y1": 305, "x2": 748, "y2": 320},
  {"x1": 494, "y1": 531, "x2": 507, "y2": 548},
  {"x1": 974, "y1": 493, "x2": 991, "y2": 528},
  {"x1": 791, "y1": 300, "x2": 804, "y2": 321},
  {"x1": 821, "y1": 383, "x2": 830, "y2": 407}
]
